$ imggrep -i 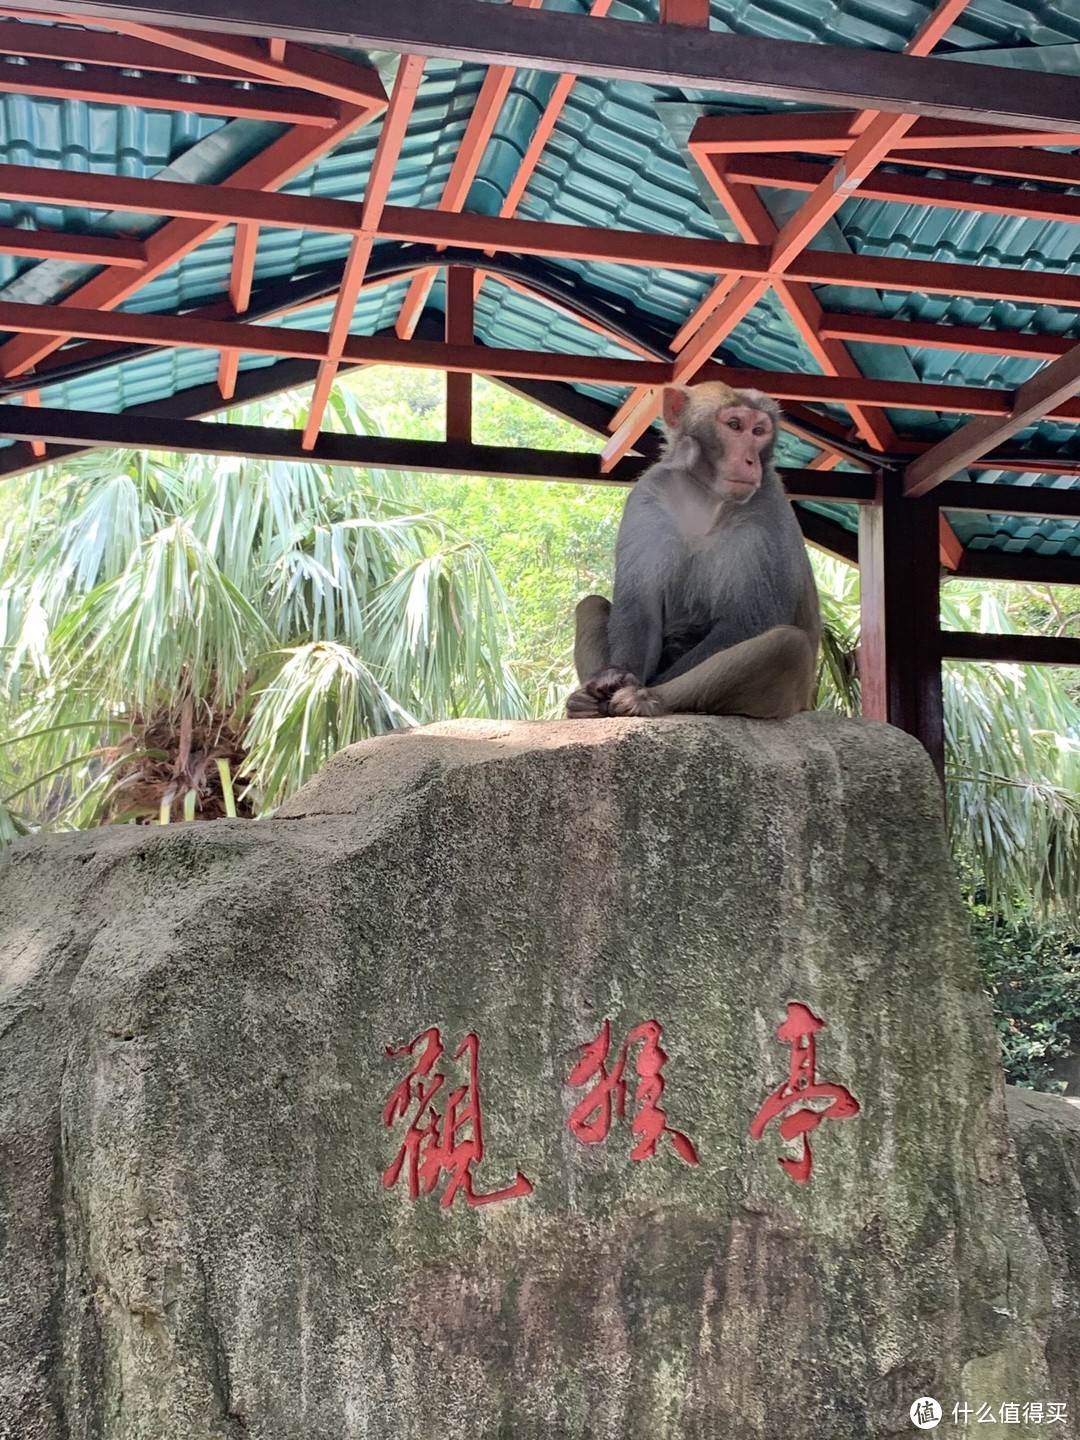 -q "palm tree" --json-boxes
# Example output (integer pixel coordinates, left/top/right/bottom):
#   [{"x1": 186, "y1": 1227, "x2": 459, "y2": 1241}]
[
  {"x1": 0, "y1": 385, "x2": 524, "y2": 840},
  {"x1": 3, "y1": 377, "x2": 1079, "y2": 926},
  {"x1": 812, "y1": 557, "x2": 1080, "y2": 922}
]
